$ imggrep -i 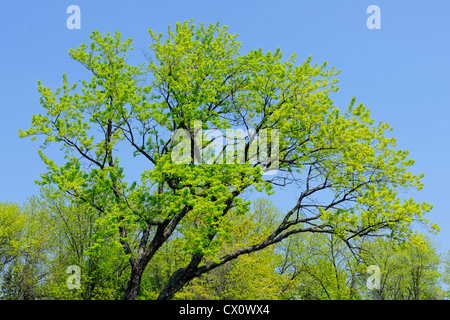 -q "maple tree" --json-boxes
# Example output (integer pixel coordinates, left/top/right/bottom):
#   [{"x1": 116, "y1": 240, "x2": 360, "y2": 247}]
[{"x1": 19, "y1": 20, "x2": 435, "y2": 300}]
